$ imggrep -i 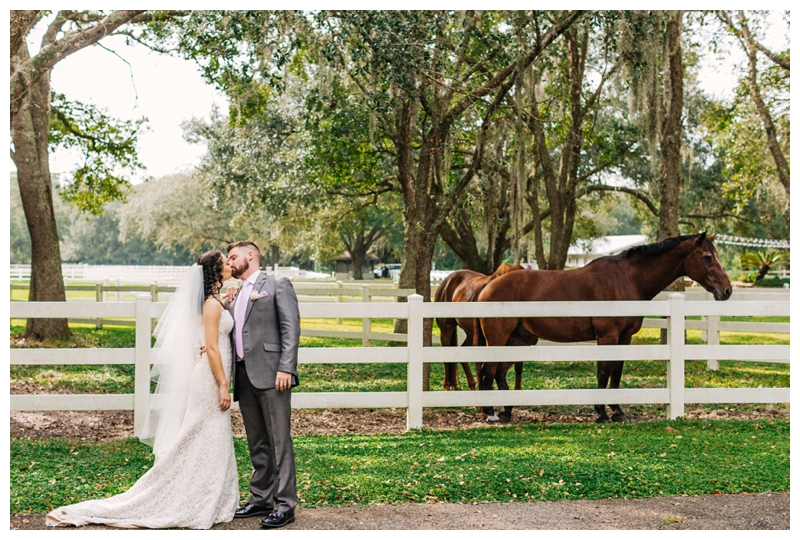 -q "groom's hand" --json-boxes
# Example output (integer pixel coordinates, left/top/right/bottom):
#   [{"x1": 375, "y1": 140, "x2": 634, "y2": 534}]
[{"x1": 275, "y1": 371, "x2": 292, "y2": 391}]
